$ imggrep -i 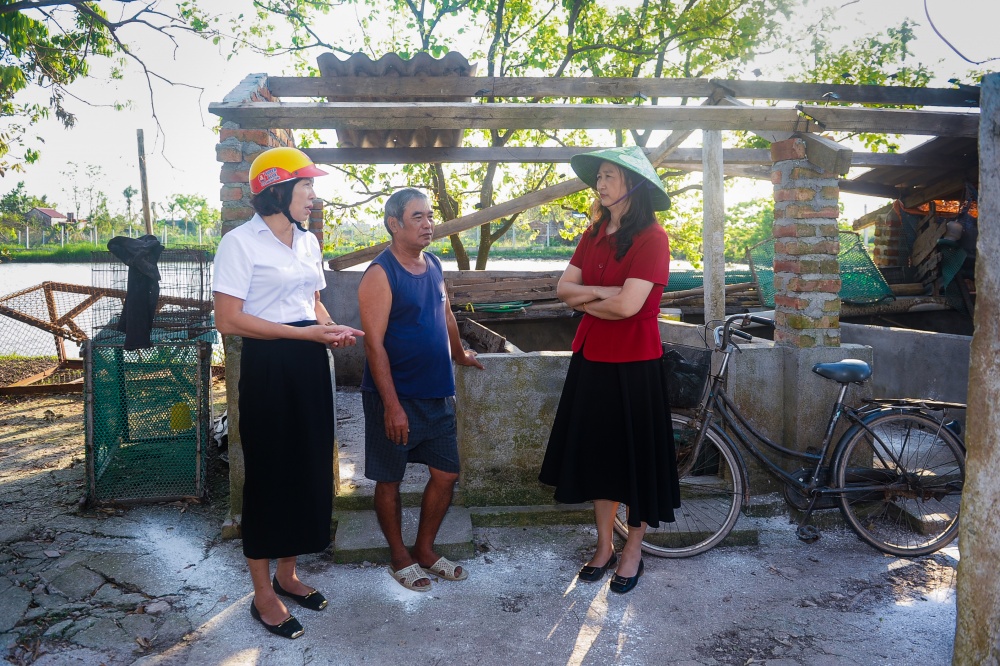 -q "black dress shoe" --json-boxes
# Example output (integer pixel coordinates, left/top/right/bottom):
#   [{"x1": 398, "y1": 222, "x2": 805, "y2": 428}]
[
  {"x1": 609, "y1": 558, "x2": 644, "y2": 594},
  {"x1": 250, "y1": 599, "x2": 304, "y2": 639},
  {"x1": 577, "y1": 551, "x2": 619, "y2": 583},
  {"x1": 272, "y1": 575, "x2": 328, "y2": 611}
]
